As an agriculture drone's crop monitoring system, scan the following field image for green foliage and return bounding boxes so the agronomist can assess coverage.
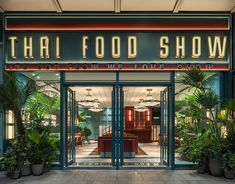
[0,72,37,135]
[180,67,207,91]
[83,127,92,138]
[77,126,83,133]
[26,127,60,165]
[77,111,87,125]
[0,139,31,175]
[0,141,19,172]
[176,67,227,164]
[194,89,220,110]
[24,91,60,124]
[223,152,235,171]
[188,130,212,164]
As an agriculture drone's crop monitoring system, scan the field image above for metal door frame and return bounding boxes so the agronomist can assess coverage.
[118,82,171,168]
[65,88,76,166]
[62,79,117,168]
[59,71,175,169]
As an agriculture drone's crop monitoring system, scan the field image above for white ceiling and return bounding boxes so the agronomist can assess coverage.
[21,71,216,109]
[0,0,234,12]
[70,86,167,108]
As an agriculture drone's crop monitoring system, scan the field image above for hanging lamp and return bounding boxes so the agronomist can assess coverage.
[78,89,97,107]
[142,89,159,106]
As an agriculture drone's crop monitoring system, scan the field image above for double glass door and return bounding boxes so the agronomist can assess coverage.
[65,85,171,168]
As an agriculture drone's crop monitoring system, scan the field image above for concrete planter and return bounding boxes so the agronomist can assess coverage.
[10,169,20,179]
[209,158,223,177]
[224,169,234,179]
[20,164,31,176]
[32,164,43,176]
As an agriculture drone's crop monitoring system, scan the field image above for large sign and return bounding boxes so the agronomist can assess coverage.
[5,31,230,71]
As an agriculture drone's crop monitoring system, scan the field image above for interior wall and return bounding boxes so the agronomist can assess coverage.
[78,107,112,140]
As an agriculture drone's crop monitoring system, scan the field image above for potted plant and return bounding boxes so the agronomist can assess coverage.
[189,131,211,174]
[43,134,60,172]
[18,139,32,176]
[208,140,224,177]
[223,152,235,179]
[0,142,20,179]
[27,130,46,176]
[83,127,92,143]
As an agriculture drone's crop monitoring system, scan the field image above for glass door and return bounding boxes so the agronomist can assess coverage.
[65,85,115,167]
[119,85,165,168]
[66,88,76,166]
[160,87,169,166]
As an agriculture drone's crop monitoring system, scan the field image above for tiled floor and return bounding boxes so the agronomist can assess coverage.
[75,141,161,166]
[0,170,234,184]
[75,141,192,167]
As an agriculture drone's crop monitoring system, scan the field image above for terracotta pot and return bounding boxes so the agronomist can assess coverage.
[224,168,234,179]
[20,164,31,176]
[32,164,43,176]
[209,158,223,177]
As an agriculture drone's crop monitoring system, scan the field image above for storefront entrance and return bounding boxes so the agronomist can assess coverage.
[61,72,174,169]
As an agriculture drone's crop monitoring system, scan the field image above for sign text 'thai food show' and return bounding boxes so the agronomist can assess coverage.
[5,31,230,71]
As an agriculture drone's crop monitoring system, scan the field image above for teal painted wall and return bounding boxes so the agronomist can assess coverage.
[205,73,220,95]
[79,107,112,140]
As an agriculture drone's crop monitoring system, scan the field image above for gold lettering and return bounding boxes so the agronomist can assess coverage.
[112,36,120,58]
[96,36,104,58]
[40,36,50,58]
[8,36,17,59]
[82,36,88,59]
[24,36,33,58]
[208,36,227,58]
[176,36,185,58]
[56,36,61,59]
[160,36,169,58]
[192,36,201,58]
[128,36,137,58]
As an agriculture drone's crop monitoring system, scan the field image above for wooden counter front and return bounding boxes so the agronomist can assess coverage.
[125,129,152,143]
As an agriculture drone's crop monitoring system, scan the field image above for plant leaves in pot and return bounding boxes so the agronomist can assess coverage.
[208,141,224,177]
[223,152,235,179]
[27,130,45,176]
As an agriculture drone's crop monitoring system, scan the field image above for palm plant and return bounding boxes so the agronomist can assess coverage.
[180,67,207,91]
[180,67,220,136]
[0,72,36,136]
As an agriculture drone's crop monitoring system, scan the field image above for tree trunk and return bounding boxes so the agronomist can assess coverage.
[14,108,25,136]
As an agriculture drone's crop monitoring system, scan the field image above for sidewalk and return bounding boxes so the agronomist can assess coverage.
[0,170,234,184]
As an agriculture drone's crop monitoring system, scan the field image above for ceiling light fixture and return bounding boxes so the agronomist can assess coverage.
[142,89,159,107]
[78,89,97,107]
[134,99,148,112]
[88,100,104,112]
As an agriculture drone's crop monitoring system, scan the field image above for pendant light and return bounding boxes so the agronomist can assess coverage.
[142,89,159,107]
[78,89,97,107]
[88,100,104,112]
[134,99,148,112]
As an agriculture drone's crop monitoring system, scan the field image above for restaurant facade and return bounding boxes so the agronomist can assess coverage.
[0,13,234,169]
